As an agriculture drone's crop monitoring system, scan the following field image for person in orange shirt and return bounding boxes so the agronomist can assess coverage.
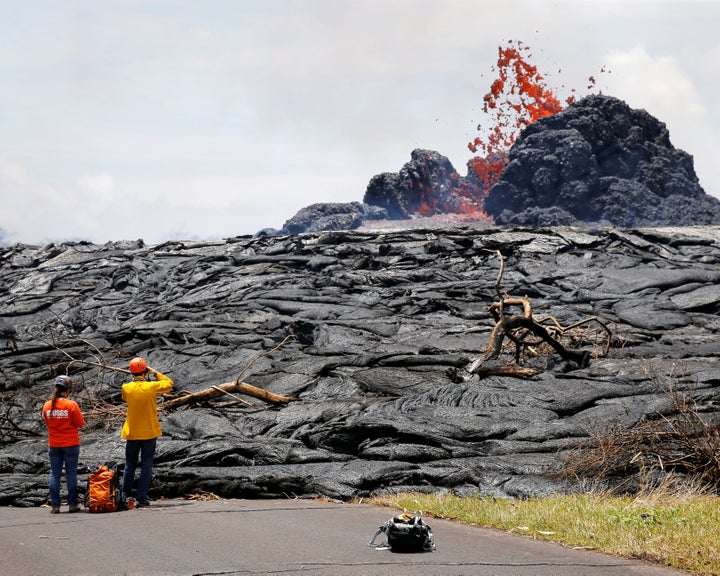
[42,375,85,514]
[120,357,174,508]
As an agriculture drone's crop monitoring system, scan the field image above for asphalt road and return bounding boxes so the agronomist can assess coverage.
[1,499,687,576]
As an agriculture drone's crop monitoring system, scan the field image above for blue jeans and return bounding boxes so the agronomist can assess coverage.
[123,438,157,503]
[48,445,80,508]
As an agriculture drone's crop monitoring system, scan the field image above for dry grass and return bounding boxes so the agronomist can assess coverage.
[555,376,720,490]
[367,375,720,575]
[367,488,720,576]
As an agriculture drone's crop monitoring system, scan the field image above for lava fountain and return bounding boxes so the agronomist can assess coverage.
[467,40,571,197]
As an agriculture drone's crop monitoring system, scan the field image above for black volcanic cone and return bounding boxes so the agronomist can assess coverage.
[485,94,720,227]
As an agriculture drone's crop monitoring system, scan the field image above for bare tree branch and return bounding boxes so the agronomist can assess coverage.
[470,249,611,374]
[235,334,296,384]
[160,335,299,411]
[160,380,295,411]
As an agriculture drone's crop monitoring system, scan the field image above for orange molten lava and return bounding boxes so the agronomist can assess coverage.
[468,40,569,195]
[393,41,605,225]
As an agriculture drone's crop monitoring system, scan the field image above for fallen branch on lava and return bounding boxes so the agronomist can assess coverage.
[469,250,612,375]
[159,335,298,411]
[19,321,296,428]
[159,380,295,411]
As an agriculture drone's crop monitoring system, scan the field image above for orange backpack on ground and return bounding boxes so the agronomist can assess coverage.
[84,465,126,513]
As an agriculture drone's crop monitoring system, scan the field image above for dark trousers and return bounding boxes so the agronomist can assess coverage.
[48,445,80,508]
[123,438,157,503]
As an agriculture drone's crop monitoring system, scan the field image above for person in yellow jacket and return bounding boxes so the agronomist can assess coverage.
[120,357,173,507]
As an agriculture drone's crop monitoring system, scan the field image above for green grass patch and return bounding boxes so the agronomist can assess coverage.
[367,492,720,575]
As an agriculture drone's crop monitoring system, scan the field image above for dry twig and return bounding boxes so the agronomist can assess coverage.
[470,250,611,374]
[555,382,720,491]
[159,335,298,411]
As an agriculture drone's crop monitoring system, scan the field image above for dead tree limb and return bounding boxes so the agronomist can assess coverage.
[0,404,43,439]
[160,335,299,411]
[210,385,254,407]
[160,380,295,411]
[470,250,610,374]
[235,334,296,382]
[32,316,132,376]
[470,364,541,379]
[490,313,591,367]
[31,320,297,415]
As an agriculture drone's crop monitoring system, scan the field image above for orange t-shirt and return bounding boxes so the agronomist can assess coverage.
[42,397,85,447]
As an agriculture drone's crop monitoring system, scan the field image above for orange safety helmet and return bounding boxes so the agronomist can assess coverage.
[129,357,147,375]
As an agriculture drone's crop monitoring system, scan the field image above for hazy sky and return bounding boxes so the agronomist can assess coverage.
[2,0,718,246]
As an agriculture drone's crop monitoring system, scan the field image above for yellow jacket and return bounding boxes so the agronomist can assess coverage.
[120,371,174,440]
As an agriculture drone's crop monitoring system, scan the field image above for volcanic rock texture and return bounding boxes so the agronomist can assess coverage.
[2,226,720,506]
[485,95,720,227]
[278,95,720,234]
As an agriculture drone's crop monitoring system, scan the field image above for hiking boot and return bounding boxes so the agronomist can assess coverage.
[50,508,60,514]
[135,500,151,508]
[68,505,82,513]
